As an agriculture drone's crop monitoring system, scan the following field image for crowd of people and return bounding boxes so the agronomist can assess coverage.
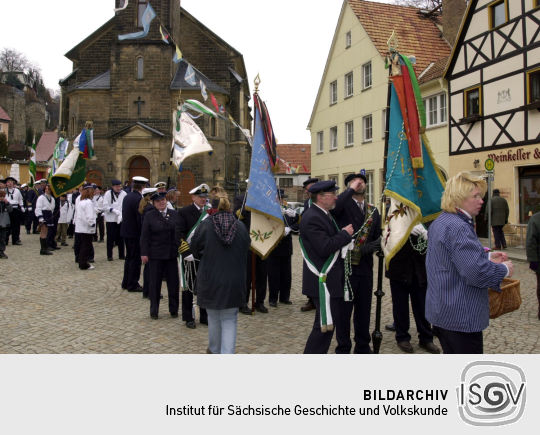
[1,170,534,354]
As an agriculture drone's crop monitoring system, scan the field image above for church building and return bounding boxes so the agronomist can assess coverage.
[59,0,251,203]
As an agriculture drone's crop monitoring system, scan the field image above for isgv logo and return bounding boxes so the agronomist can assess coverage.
[457,361,526,426]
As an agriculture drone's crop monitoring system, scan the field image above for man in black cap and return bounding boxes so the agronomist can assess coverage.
[121,176,148,292]
[177,183,210,328]
[331,172,381,353]
[267,189,299,307]
[300,177,319,312]
[141,191,180,319]
[300,180,353,353]
[103,179,126,261]
[3,176,24,245]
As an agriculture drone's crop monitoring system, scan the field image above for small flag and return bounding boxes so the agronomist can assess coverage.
[183,99,217,118]
[28,136,37,187]
[118,3,156,41]
[53,137,69,161]
[210,93,220,113]
[73,126,95,160]
[219,104,225,114]
[184,64,197,86]
[159,25,171,44]
[199,80,208,101]
[173,44,183,63]
[114,0,129,12]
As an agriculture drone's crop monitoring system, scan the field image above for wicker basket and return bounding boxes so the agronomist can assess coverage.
[489,278,521,319]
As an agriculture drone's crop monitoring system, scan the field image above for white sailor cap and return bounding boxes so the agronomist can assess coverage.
[189,183,210,196]
[35,179,46,184]
[142,187,157,196]
[21,183,27,188]
[132,176,149,183]
[154,181,167,189]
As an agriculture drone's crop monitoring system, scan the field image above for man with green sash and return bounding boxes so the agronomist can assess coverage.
[300,177,319,313]
[300,180,353,353]
[177,183,210,328]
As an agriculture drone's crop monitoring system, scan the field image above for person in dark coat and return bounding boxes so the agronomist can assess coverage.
[490,188,509,249]
[120,176,148,292]
[139,187,157,299]
[526,210,540,320]
[267,190,299,307]
[3,176,24,245]
[331,173,381,353]
[177,183,211,328]
[140,192,180,319]
[300,177,319,312]
[300,180,353,354]
[190,192,250,353]
[386,223,440,354]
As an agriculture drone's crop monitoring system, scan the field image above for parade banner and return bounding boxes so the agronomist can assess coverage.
[245,106,284,259]
[171,109,213,170]
[382,71,445,267]
[49,148,86,197]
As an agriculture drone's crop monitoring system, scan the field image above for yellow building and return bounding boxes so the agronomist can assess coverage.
[307,0,452,205]
[446,0,540,226]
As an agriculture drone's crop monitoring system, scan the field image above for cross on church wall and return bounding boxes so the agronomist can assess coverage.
[134,96,145,116]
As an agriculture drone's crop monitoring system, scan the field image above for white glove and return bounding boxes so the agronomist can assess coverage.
[113,209,121,216]
[284,226,291,236]
[21,207,25,212]
[284,208,296,217]
[185,254,195,262]
[411,224,428,240]
[341,240,355,259]
[38,217,44,223]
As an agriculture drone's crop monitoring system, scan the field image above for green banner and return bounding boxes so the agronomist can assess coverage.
[48,155,87,198]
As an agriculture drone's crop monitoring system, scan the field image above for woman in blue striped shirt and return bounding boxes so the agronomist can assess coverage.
[426,172,513,354]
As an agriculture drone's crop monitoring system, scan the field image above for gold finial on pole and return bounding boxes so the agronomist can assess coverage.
[254,73,261,93]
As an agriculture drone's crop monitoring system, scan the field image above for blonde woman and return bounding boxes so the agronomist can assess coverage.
[426,172,513,353]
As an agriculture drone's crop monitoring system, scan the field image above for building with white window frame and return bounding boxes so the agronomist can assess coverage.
[307,0,453,202]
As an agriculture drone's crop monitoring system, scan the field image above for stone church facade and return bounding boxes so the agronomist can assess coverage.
[60,0,251,203]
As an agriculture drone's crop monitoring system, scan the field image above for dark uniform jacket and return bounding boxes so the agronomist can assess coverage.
[300,204,351,298]
[120,191,143,238]
[140,207,180,260]
[385,234,427,287]
[490,195,509,226]
[178,203,206,257]
[332,188,381,276]
[191,213,250,310]
[269,211,299,257]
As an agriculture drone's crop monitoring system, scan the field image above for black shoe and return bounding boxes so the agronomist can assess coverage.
[269,301,277,308]
[127,285,143,292]
[119,255,125,260]
[33,231,40,234]
[61,242,68,246]
[88,259,94,263]
[419,342,441,354]
[280,300,292,305]
[13,240,22,246]
[0,253,7,259]
[150,313,158,320]
[142,294,149,299]
[301,300,315,312]
[255,304,268,313]
[170,313,178,318]
[98,240,104,243]
[107,257,113,261]
[385,323,396,332]
[186,320,196,329]
[40,250,53,255]
[239,305,252,315]
[397,341,414,353]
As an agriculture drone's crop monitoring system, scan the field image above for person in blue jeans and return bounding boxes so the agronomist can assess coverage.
[190,192,250,354]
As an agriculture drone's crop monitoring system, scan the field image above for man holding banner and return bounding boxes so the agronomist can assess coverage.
[300,180,353,354]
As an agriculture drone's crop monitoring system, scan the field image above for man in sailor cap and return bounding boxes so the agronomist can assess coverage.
[300,180,353,353]
[3,176,24,246]
[121,176,149,292]
[177,183,210,328]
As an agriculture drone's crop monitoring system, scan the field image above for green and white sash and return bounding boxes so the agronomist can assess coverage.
[186,205,209,244]
[299,237,340,332]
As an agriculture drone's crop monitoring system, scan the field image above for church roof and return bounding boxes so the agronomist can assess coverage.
[111,122,165,138]
[74,71,111,90]
[170,61,228,95]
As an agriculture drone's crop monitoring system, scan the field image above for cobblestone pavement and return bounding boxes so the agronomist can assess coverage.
[0,232,538,354]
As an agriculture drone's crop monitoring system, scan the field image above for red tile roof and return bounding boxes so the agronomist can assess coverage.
[348,0,451,76]
[276,144,311,174]
[418,55,449,84]
[0,105,11,122]
[36,132,58,162]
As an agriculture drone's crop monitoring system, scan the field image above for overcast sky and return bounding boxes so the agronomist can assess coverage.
[1,0,394,144]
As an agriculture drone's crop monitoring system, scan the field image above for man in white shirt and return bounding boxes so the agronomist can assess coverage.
[3,176,24,246]
[102,179,127,261]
